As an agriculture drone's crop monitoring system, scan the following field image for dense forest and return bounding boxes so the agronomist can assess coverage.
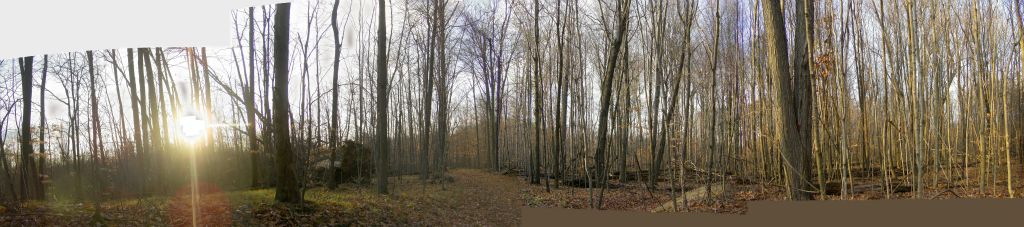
[1,0,1024,225]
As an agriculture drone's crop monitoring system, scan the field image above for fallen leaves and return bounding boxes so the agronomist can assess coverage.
[10,168,1018,225]
[166,183,232,227]
[0,170,525,226]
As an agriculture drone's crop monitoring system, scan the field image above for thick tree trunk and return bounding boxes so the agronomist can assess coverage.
[762,0,814,200]
[433,0,450,180]
[375,0,390,194]
[18,56,40,200]
[791,0,815,201]
[272,2,301,204]
[705,0,721,202]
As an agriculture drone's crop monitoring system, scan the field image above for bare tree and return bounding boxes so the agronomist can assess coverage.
[37,55,49,199]
[594,0,631,208]
[272,2,301,204]
[375,0,391,194]
[327,0,345,190]
[18,56,41,200]
[761,0,813,200]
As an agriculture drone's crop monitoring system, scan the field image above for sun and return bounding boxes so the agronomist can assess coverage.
[179,114,206,145]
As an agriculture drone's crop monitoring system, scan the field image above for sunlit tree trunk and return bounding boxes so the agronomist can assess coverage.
[761,0,812,200]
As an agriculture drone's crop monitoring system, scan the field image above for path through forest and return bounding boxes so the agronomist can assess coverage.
[395,169,527,226]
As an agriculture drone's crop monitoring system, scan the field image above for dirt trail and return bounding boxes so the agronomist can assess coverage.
[441,169,526,226]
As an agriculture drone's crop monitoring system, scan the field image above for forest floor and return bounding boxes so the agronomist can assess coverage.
[2,167,1022,226]
[0,169,525,226]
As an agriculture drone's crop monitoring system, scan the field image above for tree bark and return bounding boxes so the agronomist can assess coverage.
[246,6,262,189]
[531,0,543,186]
[594,0,631,207]
[762,0,813,200]
[375,0,391,194]
[37,55,48,199]
[18,56,40,200]
[87,51,106,201]
[272,2,301,203]
[433,0,451,180]
[328,0,342,190]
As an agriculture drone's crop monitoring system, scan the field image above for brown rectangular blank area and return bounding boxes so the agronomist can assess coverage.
[522,207,743,226]
[524,199,1024,227]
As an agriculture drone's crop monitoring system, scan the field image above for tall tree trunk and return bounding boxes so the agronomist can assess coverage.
[1,107,16,201]
[790,0,816,198]
[706,0,722,202]
[246,6,262,189]
[554,0,568,187]
[272,2,301,203]
[651,0,684,188]
[421,6,435,181]
[125,49,146,194]
[531,0,543,186]
[143,49,165,193]
[433,0,451,180]
[261,6,275,187]
[37,55,48,199]
[201,48,215,153]
[594,0,630,208]
[762,0,813,200]
[327,0,342,190]
[87,51,106,201]
[107,50,131,192]
[18,56,40,200]
[375,0,391,194]
[678,0,696,210]
[1016,0,1024,186]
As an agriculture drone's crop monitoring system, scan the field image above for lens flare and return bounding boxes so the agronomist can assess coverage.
[179,114,206,145]
[177,113,206,227]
